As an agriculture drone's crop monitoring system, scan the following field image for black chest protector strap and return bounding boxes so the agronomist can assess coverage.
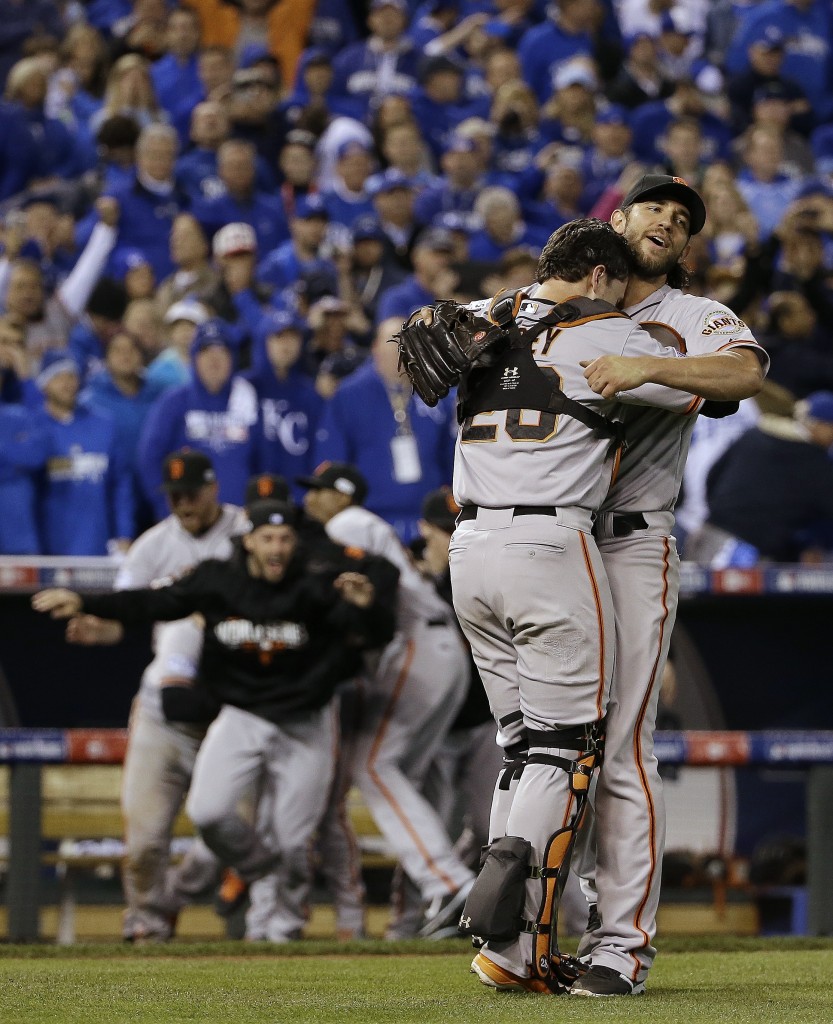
[460,295,627,446]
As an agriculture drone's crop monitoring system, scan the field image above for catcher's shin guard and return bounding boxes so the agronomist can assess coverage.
[459,835,531,941]
[525,723,605,992]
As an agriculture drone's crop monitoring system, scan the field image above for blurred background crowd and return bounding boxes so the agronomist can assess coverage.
[2,0,833,560]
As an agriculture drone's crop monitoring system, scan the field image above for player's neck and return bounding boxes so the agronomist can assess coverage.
[623,274,667,307]
[535,279,591,304]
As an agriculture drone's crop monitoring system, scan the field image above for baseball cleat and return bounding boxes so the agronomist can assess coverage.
[569,965,646,997]
[214,867,249,917]
[470,953,553,994]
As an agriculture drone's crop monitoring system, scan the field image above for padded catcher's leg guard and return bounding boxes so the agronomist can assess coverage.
[524,730,604,993]
[459,836,531,941]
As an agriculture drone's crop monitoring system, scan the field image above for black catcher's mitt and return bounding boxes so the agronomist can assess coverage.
[393,301,511,407]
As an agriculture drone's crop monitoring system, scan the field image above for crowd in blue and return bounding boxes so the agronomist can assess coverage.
[1,0,833,557]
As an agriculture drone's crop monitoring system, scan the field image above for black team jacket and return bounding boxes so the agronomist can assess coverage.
[80,539,399,724]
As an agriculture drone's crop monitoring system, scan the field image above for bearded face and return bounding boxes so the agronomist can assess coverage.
[618,200,691,281]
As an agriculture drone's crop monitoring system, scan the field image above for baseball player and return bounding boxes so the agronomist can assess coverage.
[386,486,505,940]
[566,175,769,996]
[33,499,399,898]
[394,218,707,992]
[298,461,475,938]
[64,449,247,942]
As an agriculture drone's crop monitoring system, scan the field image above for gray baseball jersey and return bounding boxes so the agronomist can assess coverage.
[453,289,696,512]
[325,505,453,634]
[576,288,769,987]
[322,503,473,902]
[602,286,770,514]
[115,505,247,721]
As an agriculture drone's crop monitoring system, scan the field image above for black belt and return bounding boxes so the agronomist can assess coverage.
[426,618,448,627]
[457,505,563,523]
[593,512,649,538]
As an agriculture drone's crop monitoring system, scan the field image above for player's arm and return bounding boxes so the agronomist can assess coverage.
[582,346,764,401]
[66,616,125,645]
[65,534,163,645]
[32,564,213,624]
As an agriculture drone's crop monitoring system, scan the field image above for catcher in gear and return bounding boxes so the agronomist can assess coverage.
[394,218,708,996]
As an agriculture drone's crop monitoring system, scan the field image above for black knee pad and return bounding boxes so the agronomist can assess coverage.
[459,835,531,941]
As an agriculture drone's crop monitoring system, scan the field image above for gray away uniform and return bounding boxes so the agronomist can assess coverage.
[573,286,768,986]
[115,505,246,941]
[448,289,697,983]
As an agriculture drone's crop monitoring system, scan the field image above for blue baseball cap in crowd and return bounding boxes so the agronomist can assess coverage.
[351,214,385,242]
[481,19,514,40]
[748,24,786,50]
[433,211,470,233]
[190,317,235,354]
[110,247,153,281]
[260,307,307,336]
[366,168,414,198]
[370,0,408,11]
[596,104,629,126]
[36,350,80,390]
[294,194,329,220]
[238,42,280,70]
[798,391,833,425]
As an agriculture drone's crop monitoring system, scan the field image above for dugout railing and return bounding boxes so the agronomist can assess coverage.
[2,726,833,943]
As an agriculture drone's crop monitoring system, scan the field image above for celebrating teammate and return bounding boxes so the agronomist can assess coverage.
[570,175,769,996]
[63,449,246,942]
[298,461,474,938]
[33,499,399,896]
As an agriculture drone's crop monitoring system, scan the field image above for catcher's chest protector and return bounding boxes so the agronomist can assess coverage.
[459,338,561,419]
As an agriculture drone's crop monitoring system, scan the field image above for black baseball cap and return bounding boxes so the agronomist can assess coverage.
[296,462,368,505]
[161,450,217,492]
[620,173,706,235]
[247,499,298,531]
[421,486,460,533]
[245,473,291,506]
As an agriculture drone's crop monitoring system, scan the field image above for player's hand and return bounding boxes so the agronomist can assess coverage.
[581,355,649,398]
[31,588,83,619]
[95,197,120,228]
[334,572,375,608]
[66,614,123,645]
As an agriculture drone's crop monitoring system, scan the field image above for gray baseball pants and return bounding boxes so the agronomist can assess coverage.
[449,509,613,978]
[187,703,336,884]
[573,525,680,984]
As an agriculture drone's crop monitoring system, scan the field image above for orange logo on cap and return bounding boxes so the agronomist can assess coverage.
[257,478,272,497]
[169,458,185,480]
[445,493,461,515]
[672,176,688,185]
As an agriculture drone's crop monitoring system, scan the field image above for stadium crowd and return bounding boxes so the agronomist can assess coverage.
[1,0,833,561]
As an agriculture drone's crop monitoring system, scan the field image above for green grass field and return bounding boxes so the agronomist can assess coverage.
[2,937,833,1024]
